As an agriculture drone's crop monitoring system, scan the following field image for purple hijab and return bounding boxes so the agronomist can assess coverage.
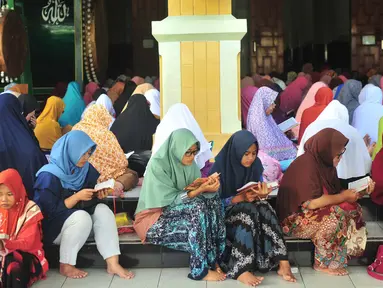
[247,87,297,161]
[241,86,258,128]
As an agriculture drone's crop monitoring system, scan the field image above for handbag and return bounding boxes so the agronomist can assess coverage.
[367,245,383,280]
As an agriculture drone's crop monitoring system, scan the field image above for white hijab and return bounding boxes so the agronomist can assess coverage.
[144,89,160,117]
[352,84,383,143]
[96,94,116,118]
[298,100,371,179]
[152,103,213,169]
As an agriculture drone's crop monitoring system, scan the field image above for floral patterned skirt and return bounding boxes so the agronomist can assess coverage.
[281,203,366,269]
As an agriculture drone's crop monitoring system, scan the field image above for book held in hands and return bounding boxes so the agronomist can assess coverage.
[278,117,299,133]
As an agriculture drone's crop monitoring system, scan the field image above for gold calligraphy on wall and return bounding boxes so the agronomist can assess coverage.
[41,0,69,25]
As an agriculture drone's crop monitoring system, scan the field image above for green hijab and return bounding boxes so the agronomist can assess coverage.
[135,128,201,214]
[373,116,383,160]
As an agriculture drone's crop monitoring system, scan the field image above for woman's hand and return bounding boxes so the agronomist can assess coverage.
[366,179,376,195]
[363,134,371,147]
[97,189,112,199]
[75,189,96,201]
[199,178,220,193]
[341,189,359,203]
[243,191,258,202]
[368,142,376,157]
[114,181,125,198]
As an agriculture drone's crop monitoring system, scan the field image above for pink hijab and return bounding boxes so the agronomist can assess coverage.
[339,75,348,83]
[241,86,258,128]
[241,76,255,89]
[280,76,309,113]
[132,76,145,86]
[291,82,328,138]
[83,82,99,105]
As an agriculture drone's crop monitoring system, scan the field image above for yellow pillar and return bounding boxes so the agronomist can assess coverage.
[153,0,246,154]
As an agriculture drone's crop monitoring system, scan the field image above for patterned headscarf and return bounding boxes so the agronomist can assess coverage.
[337,80,363,124]
[73,104,128,183]
[247,87,297,161]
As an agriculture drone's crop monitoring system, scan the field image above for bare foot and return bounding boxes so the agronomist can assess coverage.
[202,270,226,281]
[237,271,264,286]
[107,264,134,279]
[215,263,224,274]
[60,263,88,279]
[278,260,297,282]
[313,264,349,276]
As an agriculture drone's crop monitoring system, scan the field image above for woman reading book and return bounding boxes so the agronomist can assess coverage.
[0,169,48,287]
[33,131,134,280]
[134,128,226,282]
[209,130,296,286]
[277,128,374,276]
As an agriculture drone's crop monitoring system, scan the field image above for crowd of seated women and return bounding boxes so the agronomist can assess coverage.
[0,66,382,287]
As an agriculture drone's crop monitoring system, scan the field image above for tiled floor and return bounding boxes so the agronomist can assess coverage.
[33,267,382,288]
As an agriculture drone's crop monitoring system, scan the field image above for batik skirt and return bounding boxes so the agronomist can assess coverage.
[146,195,226,280]
[282,203,366,269]
[221,201,288,279]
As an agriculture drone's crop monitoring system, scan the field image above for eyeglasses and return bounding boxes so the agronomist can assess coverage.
[185,149,199,157]
[337,148,346,158]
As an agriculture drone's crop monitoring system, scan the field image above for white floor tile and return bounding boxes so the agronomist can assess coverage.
[348,266,383,288]
[301,273,355,288]
[158,268,206,288]
[33,270,66,288]
[366,222,383,238]
[62,268,113,288]
[110,268,161,288]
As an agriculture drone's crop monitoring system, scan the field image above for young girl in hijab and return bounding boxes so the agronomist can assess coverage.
[18,94,39,130]
[279,76,310,114]
[337,80,363,124]
[0,93,47,199]
[209,130,295,286]
[34,130,134,280]
[247,87,297,161]
[113,80,137,117]
[352,84,383,143]
[151,103,213,177]
[277,128,373,276]
[83,82,99,106]
[73,105,138,191]
[34,96,65,151]
[0,169,48,288]
[121,83,155,113]
[58,82,86,127]
[134,129,226,282]
[298,87,334,143]
[299,101,372,189]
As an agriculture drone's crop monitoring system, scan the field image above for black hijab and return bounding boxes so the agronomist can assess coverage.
[92,88,107,101]
[209,130,264,199]
[113,80,137,117]
[18,94,38,116]
[110,94,160,153]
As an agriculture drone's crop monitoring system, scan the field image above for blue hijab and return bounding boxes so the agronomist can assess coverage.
[58,82,85,127]
[37,130,96,191]
[334,84,344,100]
[0,93,47,199]
[209,130,264,199]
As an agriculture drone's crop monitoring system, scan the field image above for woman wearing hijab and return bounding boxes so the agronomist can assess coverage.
[352,84,383,143]
[144,89,161,118]
[17,94,39,130]
[279,76,310,114]
[286,71,297,85]
[34,96,65,151]
[209,130,295,286]
[34,130,134,280]
[337,80,363,124]
[96,93,116,118]
[52,82,68,98]
[292,82,328,139]
[298,87,334,143]
[83,82,99,106]
[371,134,383,205]
[108,81,125,98]
[131,76,145,86]
[111,95,159,176]
[0,169,48,288]
[121,83,155,113]
[329,77,344,90]
[73,105,138,191]
[151,103,213,177]
[241,76,255,89]
[247,87,297,161]
[134,129,226,281]
[0,93,47,199]
[299,101,372,189]
[277,128,371,276]
[58,82,85,127]
[241,86,258,128]
[369,74,382,87]
[113,80,137,117]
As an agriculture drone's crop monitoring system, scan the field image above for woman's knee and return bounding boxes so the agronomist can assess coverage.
[68,210,93,231]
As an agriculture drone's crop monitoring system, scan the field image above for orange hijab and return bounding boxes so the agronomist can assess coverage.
[298,87,334,143]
